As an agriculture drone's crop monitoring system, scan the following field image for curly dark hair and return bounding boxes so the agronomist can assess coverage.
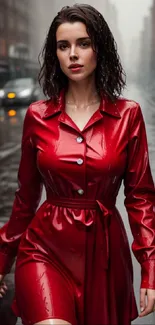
[38,3,126,103]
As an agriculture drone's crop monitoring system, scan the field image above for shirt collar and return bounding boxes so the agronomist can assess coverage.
[100,96,121,118]
[42,89,65,119]
[42,88,121,119]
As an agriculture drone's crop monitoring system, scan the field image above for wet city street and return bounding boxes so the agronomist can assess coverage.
[0,83,155,324]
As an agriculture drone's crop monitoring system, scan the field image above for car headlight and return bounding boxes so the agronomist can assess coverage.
[0,90,5,98]
[18,89,32,98]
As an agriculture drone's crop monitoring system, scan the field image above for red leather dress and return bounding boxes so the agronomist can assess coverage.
[0,89,155,325]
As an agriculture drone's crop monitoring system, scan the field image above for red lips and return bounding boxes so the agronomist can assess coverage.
[68,64,83,69]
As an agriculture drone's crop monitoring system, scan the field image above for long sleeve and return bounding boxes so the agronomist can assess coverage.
[0,105,43,274]
[124,103,155,289]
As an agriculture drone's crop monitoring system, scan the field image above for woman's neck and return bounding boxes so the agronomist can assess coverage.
[65,79,100,109]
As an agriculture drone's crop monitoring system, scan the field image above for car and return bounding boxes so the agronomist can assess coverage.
[0,77,41,108]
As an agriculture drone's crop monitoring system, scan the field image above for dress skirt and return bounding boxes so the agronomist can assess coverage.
[12,197,138,325]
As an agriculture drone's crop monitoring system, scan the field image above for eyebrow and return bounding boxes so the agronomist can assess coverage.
[57,37,91,44]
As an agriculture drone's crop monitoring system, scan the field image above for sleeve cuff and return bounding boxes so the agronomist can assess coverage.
[0,251,15,275]
[141,259,155,289]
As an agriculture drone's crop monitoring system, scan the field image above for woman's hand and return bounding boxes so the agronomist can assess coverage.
[139,288,155,317]
[0,274,8,298]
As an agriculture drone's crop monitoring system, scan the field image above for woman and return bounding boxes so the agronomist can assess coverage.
[0,4,155,325]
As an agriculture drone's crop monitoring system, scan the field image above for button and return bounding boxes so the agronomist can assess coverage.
[76,136,83,143]
[77,189,84,195]
[77,158,83,165]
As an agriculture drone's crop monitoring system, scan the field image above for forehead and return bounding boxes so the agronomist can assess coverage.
[56,22,89,41]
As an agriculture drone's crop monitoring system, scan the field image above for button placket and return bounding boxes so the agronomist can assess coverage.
[76,133,85,196]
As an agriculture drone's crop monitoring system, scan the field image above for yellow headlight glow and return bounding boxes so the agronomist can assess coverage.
[8,109,17,117]
[7,92,16,99]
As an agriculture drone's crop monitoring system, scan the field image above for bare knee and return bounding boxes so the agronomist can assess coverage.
[34,319,72,325]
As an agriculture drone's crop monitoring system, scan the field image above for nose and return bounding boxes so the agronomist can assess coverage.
[69,45,78,60]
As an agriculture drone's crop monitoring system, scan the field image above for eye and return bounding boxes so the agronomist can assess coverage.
[79,41,91,48]
[58,43,68,50]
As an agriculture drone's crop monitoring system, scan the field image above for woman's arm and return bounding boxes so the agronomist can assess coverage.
[124,103,155,316]
[124,103,155,289]
[0,105,43,275]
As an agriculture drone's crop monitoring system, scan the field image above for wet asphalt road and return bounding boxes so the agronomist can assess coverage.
[0,83,155,324]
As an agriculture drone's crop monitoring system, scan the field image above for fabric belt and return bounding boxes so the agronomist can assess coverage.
[46,196,113,269]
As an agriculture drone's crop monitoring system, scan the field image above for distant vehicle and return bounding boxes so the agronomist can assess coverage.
[0,77,41,108]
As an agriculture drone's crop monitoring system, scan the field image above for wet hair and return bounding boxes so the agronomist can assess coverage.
[38,4,126,103]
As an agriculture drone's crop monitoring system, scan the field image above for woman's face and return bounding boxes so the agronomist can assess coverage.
[56,21,97,82]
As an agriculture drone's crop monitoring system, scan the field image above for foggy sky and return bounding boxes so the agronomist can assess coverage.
[111,0,153,42]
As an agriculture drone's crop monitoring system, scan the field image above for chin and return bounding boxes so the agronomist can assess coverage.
[68,74,91,83]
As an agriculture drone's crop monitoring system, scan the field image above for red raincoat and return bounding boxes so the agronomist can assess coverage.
[0,89,155,325]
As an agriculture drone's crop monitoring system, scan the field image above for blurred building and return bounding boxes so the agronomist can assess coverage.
[138,15,152,87]
[107,2,124,68]
[136,0,155,88]
[150,0,155,86]
[128,0,155,88]
[126,36,141,83]
[28,0,46,62]
[0,0,39,87]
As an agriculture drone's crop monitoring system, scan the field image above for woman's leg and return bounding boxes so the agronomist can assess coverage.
[15,261,77,325]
